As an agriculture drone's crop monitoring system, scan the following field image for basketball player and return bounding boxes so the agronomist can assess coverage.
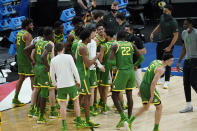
[12,18,34,107]
[24,27,57,123]
[130,53,174,131]
[50,43,86,130]
[99,28,116,114]
[76,28,100,127]
[87,26,105,116]
[109,31,144,130]
[94,22,107,109]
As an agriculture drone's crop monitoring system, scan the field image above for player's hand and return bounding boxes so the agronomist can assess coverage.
[138,91,141,97]
[100,66,105,72]
[176,63,181,72]
[148,96,154,104]
[96,53,101,58]
[134,66,138,71]
[150,33,154,42]
[76,83,81,89]
[163,46,171,52]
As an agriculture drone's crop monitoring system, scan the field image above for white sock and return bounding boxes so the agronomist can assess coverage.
[186,102,192,107]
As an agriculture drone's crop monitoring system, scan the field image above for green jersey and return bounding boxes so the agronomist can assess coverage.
[76,43,90,78]
[95,33,107,52]
[54,33,64,44]
[115,41,134,70]
[71,37,79,55]
[142,60,163,85]
[102,40,116,68]
[35,40,51,65]
[16,30,31,65]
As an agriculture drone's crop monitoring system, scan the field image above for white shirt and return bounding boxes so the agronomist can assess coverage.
[87,39,102,70]
[50,54,80,88]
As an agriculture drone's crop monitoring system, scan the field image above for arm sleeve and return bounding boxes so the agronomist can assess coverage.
[50,60,57,86]
[70,56,81,84]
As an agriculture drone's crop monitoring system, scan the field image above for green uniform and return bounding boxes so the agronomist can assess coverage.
[112,41,136,92]
[76,43,91,95]
[140,60,163,105]
[71,37,79,55]
[89,70,97,88]
[57,85,79,101]
[34,40,54,98]
[100,41,115,87]
[95,34,107,82]
[16,30,34,76]
[54,33,64,44]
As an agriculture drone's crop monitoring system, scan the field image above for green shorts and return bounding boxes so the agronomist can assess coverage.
[78,70,91,95]
[18,63,34,76]
[96,68,101,83]
[140,82,161,105]
[57,85,79,101]
[89,70,97,88]
[33,65,54,88]
[40,88,49,98]
[100,68,110,87]
[112,69,136,92]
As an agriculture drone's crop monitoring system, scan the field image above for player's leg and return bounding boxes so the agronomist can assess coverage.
[153,103,162,131]
[112,70,129,129]
[12,74,25,106]
[118,92,127,110]
[89,70,98,116]
[100,69,110,114]
[126,90,133,119]
[28,87,40,117]
[59,101,67,131]
[28,72,40,117]
[67,85,86,128]
[81,77,100,128]
[49,88,58,118]
[37,88,48,124]
[57,87,68,131]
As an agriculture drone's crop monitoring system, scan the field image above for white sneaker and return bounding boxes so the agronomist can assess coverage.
[179,106,193,113]
[162,81,169,89]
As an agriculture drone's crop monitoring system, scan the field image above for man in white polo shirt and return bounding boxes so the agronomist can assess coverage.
[50,42,86,131]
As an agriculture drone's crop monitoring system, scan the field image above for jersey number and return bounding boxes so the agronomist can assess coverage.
[16,36,21,46]
[121,47,131,56]
[36,45,42,55]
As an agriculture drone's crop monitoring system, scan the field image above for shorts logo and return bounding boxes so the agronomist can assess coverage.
[113,85,116,89]
[93,82,96,85]
[45,82,49,85]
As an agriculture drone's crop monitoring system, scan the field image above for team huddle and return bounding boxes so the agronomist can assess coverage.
[11,14,174,131]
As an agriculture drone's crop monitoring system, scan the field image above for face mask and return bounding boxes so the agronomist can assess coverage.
[111,9,118,13]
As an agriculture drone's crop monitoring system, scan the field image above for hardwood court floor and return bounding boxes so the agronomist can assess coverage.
[2,76,197,131]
